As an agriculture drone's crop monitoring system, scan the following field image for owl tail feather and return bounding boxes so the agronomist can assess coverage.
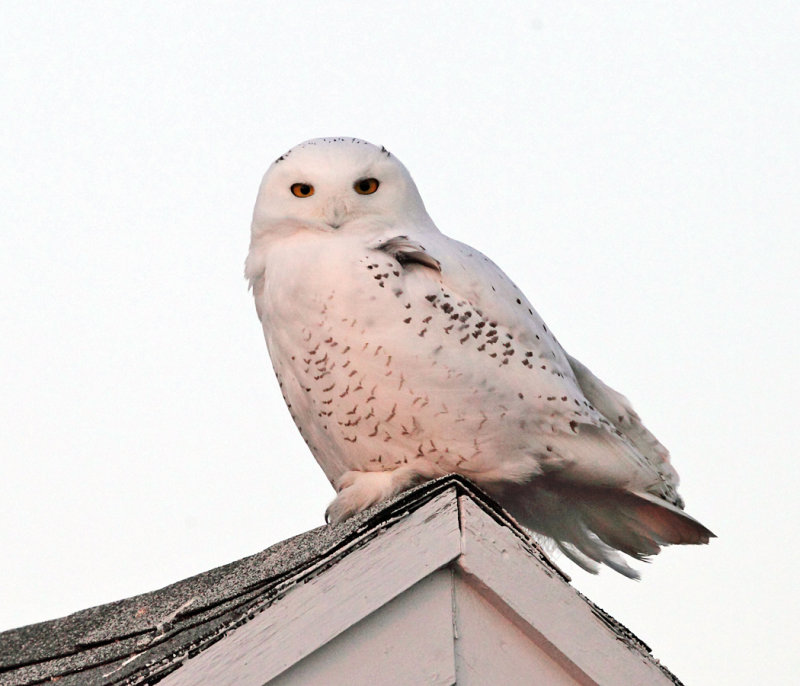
[491,481,715,578]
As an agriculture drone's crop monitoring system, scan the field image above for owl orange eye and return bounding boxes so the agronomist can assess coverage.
[290,183,314,198]
[354,178,380,195]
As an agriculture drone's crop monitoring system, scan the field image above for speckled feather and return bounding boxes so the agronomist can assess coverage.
[246,138,713,577]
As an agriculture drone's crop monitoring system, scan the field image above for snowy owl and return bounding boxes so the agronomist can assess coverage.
[245,137,713,577]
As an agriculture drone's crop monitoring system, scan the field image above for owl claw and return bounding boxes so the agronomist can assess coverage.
[325,470,395,525]
[325,467,435,525]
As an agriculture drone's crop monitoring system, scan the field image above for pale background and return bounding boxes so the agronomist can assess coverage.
[1,2,797,683]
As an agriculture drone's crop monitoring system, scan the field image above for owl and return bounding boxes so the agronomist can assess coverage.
[245,137,713,577]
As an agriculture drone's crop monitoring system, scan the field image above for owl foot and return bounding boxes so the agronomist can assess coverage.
[325,466,433,525]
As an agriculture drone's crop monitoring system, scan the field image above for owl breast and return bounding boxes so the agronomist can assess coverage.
[257,229,583,486]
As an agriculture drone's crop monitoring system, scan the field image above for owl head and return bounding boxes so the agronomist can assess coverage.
[250,138,433,238]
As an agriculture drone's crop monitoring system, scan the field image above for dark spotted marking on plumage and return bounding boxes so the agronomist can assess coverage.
[404,317,412,323]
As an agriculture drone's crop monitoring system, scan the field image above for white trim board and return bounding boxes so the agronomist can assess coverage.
[161,488,462,686]
[160,486,677,686]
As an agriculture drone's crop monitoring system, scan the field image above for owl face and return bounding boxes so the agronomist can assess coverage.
[252,138,431,236]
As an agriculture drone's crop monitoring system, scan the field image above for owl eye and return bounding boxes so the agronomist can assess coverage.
[290,183,314,198]
[354,178,380,195]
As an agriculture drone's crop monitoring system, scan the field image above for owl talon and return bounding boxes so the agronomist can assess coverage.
[325,470,395,525]
[325,467,434,525]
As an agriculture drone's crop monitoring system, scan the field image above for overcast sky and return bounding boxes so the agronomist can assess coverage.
[1,2,798,683]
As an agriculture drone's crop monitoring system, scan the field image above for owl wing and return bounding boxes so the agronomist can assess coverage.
[391,232,712,576]
[390,231,680,499]
[565,354,683,505]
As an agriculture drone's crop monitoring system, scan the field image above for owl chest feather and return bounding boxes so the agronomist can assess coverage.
[255,230,592,484]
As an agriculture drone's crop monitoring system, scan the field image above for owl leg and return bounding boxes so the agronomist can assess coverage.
[325,463,437,525]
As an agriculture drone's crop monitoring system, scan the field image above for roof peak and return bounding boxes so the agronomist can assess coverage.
[0,476,682,686]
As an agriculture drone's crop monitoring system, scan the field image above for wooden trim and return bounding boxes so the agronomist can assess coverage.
[161,488,462,686]
[271,570,456,686]
[455,495,674,686]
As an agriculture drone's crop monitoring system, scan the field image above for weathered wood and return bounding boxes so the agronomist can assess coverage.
[272,569,456,686]
[456,495,674,686]
[453,573,581,686]
[161,488,461,686]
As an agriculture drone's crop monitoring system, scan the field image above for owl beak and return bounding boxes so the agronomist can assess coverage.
[325,198,348,230]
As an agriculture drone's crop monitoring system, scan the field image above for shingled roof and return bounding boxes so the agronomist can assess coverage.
[0,476,683,686]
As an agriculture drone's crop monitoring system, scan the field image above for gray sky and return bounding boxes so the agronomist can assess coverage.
[1,2,797,683]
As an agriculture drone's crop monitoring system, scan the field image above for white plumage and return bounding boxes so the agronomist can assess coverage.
[246,137,713,577]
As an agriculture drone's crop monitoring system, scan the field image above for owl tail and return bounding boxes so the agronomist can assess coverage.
[492,481,715,579]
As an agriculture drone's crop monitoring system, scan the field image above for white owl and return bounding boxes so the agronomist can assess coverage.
[245,137,713,577]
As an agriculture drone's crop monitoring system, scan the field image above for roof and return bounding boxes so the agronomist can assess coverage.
[0,476,683,686]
